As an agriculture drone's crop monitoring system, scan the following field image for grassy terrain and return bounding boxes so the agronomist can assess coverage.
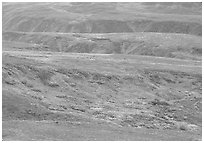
[2,2,202,141]
[3,31,202,61]
[2,51,202,140]
[3,120,201,141]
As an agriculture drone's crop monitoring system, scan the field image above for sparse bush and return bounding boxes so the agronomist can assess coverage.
[70,105,85,112]
[106,112,116,120]
[56,95,67,98]
[37,69,53,85]
[70,82,76,87]
[5,79,16,85]
[150,98,170,106]
[21,79,33,88]
[21,80,27,85]
[176,122,189,131]
[31,95,43,100]
[31,88,41,92]
[48,82,59,87]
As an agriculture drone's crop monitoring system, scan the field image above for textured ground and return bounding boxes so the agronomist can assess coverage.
[2,51,202,141]
[2,2,202,141]
[2,32,202,61]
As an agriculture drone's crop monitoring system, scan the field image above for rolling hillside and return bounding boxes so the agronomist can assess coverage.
[2,2,202,141]
[3,31,202,60]
[3,2,202,35]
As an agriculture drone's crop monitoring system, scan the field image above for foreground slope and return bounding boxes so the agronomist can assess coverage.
[2,51,202,140]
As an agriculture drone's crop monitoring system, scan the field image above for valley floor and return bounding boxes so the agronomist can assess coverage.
[3,120,201,141]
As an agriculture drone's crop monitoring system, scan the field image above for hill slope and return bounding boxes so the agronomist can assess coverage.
[3,2,202,35]
[2,51,202,140]
[3,31,202,60]
[2,2,202,141]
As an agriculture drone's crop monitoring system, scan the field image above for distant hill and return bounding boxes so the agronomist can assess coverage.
[2,2,202,35]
